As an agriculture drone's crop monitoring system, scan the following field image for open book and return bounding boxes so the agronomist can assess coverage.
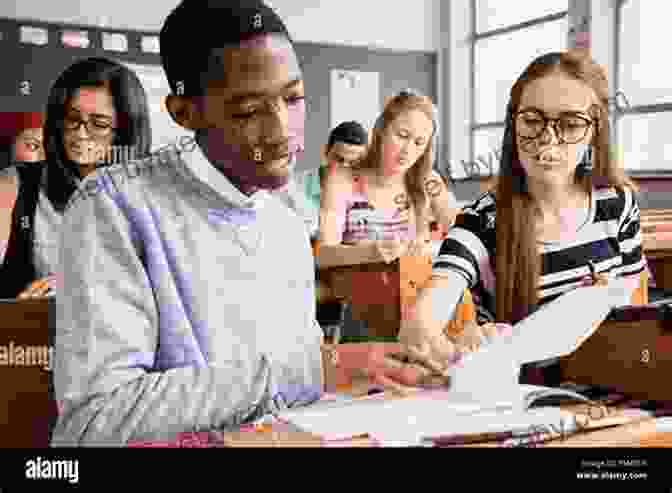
[276,385,603,446]
[278,283,631,445]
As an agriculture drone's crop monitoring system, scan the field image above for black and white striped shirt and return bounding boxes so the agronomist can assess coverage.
[434,186,645,323]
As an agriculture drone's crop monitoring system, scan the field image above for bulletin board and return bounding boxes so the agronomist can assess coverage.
[330,70,380,137]
[0,16,437,173]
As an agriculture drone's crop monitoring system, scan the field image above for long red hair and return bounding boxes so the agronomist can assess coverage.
[493,50,636,323]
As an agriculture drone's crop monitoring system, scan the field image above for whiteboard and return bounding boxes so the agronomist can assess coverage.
[122,62,192,152]
[330,70,380,136]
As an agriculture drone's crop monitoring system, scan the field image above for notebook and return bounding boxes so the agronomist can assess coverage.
[277,386,591,446]
[278,284,629,445]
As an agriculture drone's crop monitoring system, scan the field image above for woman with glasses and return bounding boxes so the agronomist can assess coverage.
[15,57,151,298]
[398,51,646,384]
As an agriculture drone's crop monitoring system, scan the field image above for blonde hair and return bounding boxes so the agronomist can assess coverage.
[357,90,438,238]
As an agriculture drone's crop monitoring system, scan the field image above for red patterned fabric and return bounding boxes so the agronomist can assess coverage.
[0,111,44,143]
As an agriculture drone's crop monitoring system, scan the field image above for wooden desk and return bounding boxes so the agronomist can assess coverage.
[0,298,56,447]
[127,392,672,448]
[642,209,672,290]
[544,417,672,447]
[318,255,432,338]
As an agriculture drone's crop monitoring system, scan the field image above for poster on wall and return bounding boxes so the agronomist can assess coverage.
[330,69,379,137]
[122,62,192,154]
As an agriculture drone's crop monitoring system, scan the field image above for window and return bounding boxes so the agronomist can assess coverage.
[476,0,568,33]
[471,1,568,167]
[616,0,672,171]
[472,126,504,176]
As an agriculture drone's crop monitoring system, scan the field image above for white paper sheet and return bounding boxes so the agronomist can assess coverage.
[280,285,628,444]
[140,36,160,54]
[19,26,48,46]
[444,283,628,406]
[504,282,630,365]
[330,70,379,134]
[279,388,576,445]
[102,32,128,52]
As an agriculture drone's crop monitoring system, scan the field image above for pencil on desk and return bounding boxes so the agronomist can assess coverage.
[445,289,476,337]
[422,428,534,447]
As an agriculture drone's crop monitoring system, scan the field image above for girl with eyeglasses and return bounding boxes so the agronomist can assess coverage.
[13,57,151,299]
[399,51,646,384]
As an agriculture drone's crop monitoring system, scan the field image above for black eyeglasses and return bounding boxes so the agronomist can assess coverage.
[514,109,594,144]
[64,114,115,138]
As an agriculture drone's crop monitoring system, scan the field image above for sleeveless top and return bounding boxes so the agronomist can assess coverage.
[341,172,415,244]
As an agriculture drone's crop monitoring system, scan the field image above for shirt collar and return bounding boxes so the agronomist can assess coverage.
[181,140,265,209]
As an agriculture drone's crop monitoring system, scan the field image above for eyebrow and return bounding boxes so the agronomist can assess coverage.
[226,79,303,105]
[67,108,114,120]
[518,106,591,117]
[396,125,428,140]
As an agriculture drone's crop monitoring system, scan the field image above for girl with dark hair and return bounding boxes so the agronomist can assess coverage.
[42,56,152,213]
[0,111,46,298]
[399,50,646,383]
[13,57,152,299]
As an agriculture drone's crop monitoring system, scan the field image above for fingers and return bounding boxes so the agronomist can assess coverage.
[407,239,432,258]
[375,233,410,263]
[406,344,449,377]
[17,277,53,299]
[371,373,412,397]
[18,280,44,299]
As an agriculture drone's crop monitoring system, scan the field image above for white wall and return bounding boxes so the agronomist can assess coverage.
[1,0,441,52]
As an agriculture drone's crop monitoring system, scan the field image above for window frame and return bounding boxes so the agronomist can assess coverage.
[615,0,672,173]
[469,0,569,167]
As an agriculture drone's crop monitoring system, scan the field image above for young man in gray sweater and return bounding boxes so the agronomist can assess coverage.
[51,1,441,446]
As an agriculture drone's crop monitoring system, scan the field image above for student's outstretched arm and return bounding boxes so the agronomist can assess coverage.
[52,183,318,447]
[398,270,467,364]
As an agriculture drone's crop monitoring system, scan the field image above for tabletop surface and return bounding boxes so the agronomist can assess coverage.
[127,389,672,448]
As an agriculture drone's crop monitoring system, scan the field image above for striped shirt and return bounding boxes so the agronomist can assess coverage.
[434,186,645,324]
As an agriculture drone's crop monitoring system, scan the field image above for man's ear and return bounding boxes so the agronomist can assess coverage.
[165,95,203,131]
[321,143,329,165]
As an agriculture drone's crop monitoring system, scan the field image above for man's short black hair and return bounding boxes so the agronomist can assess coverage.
[327,121,368,152]
[160,0,294,97]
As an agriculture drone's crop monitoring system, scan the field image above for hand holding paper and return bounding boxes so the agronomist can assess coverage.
[443,282,626,406]
[322,342,453,395]
[448,321,513,352]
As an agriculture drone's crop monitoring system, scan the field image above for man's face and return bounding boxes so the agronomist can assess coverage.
[196,34,305,191]
[325,142,366,169]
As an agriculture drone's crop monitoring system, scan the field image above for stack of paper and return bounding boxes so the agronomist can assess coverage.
[278,387,578,446]
[280,285,629,445]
